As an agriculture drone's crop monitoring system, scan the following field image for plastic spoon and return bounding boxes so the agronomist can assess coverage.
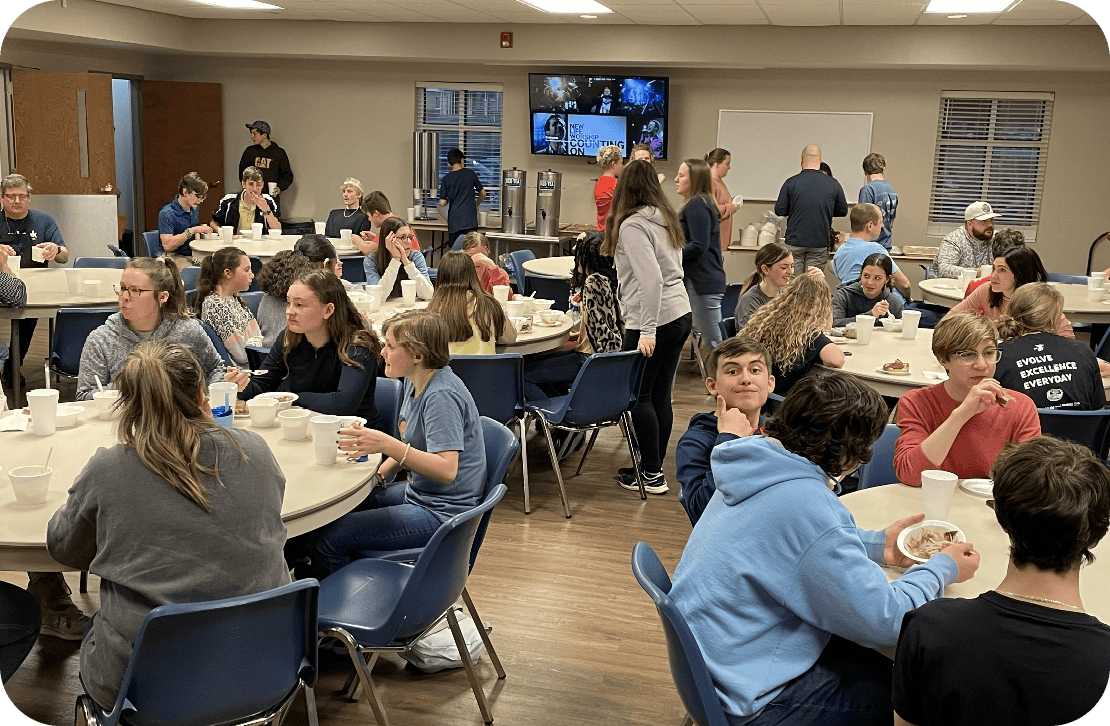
[43,446,53,474]
[94,375,105,394]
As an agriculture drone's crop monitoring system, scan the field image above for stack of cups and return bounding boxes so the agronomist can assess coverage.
[312,414,340,465]
[27,388,60,436]
[902,309,922,339]
[401,279,417,306]
[921,470,959,521]
[855,314,876,345]
[1087,276,1105,302]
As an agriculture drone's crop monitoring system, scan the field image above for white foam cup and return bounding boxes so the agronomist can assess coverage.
[855,314,876,345]
[401,279,417,305]
[268,182,278,195]
[209,381,238,428]
[64,268,83,294]
[506,300,525,318]
[492,285,511,304]
[93,389,121,420]
[311,414,340,465]
[901,309,921,339]
[267,228,282,239]
[31,245,46,262]
[83,279,102,297]
[27,388,60,436]
[1088,276,1105,301]
[921,470,959,521]
[9,466,52,506]
[7,257,19,278]
[365,284,383,312]
[247,397,278,427]
[220,226,234,243]
[980,264,992,278]
[479,211,489,227]
[406,207,415,222]
[279,409,312,440]
[251,222,264,241]
[340,229,353,245]
[314,221,326,235]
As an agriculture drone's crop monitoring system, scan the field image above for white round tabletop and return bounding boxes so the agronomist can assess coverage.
[841,483,1109,621]
[192,235,360,259]
[4,267,122,315]
[0,402,380,571]
[522,256,574,280]
[920,278,1110,324]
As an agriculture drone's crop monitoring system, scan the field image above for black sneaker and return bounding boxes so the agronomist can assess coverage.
[618,469,669,495]
[617,466,636,479]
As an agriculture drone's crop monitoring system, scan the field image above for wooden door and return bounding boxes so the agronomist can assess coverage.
[11,71,116,194]
[141,81,224,233]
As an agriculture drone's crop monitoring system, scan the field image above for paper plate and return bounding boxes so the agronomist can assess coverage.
[897,521,966,563]
[875,365,911,376]
[960,478,993,497]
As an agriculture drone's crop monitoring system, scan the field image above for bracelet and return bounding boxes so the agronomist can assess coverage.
[398,443,411,468]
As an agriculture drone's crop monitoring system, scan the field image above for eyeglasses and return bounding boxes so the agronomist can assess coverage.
[114,285,154,297]
[2,194,29,202]
[191,192,207,201]
[394,234,415,242]
[951,348,1002,364]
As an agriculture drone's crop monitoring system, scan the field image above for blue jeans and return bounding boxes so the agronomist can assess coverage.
[305,482,442,579]
[684,280,723,349]
[622,313,692,472]
[732,635,893,726]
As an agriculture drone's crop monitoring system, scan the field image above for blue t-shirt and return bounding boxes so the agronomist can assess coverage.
[439,167,483,234]
[857,180,898,250]
[832,236,900,283]
[1,209,65,268]
[157,198,199,256]
[399,366,486,520]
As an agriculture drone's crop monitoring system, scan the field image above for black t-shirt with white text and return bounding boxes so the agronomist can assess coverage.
[996,332,1105,410]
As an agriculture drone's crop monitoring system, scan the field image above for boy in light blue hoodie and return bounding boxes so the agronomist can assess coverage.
[670,370,980,726]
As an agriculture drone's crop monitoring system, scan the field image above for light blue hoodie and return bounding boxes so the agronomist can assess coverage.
[670,435,957,722]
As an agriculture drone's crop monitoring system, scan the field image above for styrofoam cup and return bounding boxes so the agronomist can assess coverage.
[268,182,278,195]
[31,245,46,262]
[855,314,876,345]
[340,229,353,245]
[279,409,312,440]
[65,268,83,294]
[406,207,415,222]
[251,222,264,241]
[492,285,511,304]
[980,264,992,278]
[401,279,417,305]
[921,470,959,521]
[7,257,19,278]
[901,309,921,339]
[364,284,383,312]
[83,279,102,297]
[220,226,233,243]
[247,397,278,426]
[93,389,121,420]
[27,388,59,436]
[506,300,525,318]
[9,466,52,506]
[1089,276,1105,290]
[479,211,489,226]
[267,228,282,239]
[1088,287,1104,302]
[311,415,340,465]
[314,221,326,235]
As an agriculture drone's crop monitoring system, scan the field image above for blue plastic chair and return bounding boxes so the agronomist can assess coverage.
[421,247,437,282]
[74,257,128,269]
[75,579,320,726]
[718,317,737,340]
[106,244,129,259]
[180,266,201,293]
[762,392,784,417]
[373,377,404,440]
[49,308,115,380]
[317,483,508,726]
[631,542,730,726]
[525,350,647,517]
[722,282,744,322]
[340,256,366,284]
[1048,272,1088,285]
[248,256,262,293]
[141,230,163,258]
[523,272,570,311]
[1037,408,1110,460]
[240,291,263,317]
[505,249,535,290]
[197,318,233,366]
[855,423,902,489]
[450,354,532,511]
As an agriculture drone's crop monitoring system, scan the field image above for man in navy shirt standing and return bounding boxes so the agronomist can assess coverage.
[438,149,486,251]
[1,173,68,380]
[774,145,848,277]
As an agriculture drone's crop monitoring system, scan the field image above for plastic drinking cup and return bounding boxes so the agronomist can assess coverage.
[921,470,959,521]
[64,268,83,294]
[93,389,121,420]
[251,222,264,241]
[401,279,417,305]
[901,309,921,339]
[209,382,238,429]
[855,314,876,345]
[8,466,52,506]
[279,409,312,440]
[314,221,326,235]
[26,388,59,436]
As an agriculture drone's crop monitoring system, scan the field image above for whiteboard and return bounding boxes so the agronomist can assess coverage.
[717,110,873,203]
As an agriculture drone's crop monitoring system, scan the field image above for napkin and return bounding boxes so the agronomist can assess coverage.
[0,412,30,432]
[922,370,949,381]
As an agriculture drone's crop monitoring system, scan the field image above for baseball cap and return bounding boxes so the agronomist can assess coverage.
[246,120,272,135]
[964,201,999,221]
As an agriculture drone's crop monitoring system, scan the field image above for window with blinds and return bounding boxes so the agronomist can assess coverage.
[926,92,1053,242]
[415,84,503,212]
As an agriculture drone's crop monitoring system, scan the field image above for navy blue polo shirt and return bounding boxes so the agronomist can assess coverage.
[157,198,199,256]
[1,210,65,268]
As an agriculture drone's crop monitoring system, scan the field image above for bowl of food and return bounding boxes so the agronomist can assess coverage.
[531,299,555,312]
[55,404,83,428]
[255,392,298,411]
[897,520,966,564]
[879,317,903,332]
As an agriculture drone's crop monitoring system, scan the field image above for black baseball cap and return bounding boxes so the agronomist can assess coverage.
[246,120,271,135]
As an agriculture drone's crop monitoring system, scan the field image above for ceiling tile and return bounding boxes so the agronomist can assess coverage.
[916,12,996,24]
[485,9,571,21]
[683,5,769,22]
[843,7,922,23]
[761,6,840,25]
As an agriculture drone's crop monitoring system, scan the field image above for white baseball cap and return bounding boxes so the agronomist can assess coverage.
[964,201,999,221]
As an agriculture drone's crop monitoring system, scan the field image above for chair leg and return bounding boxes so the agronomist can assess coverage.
[446,607,494,724]
[325,629,390,726]
[304,684,320,726]
[620,412,647,500]
[74,695,99,726]
[461,587,505,679]
[680,714,694,726]
[342,651,378,701]
[538,417,572,518]
[518,417,531,515]
[574,429,601,476]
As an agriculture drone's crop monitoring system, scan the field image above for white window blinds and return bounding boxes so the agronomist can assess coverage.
[415,84,503,212]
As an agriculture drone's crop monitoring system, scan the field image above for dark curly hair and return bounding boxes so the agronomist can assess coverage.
[763,370,888,477]
[256,249,313,301]
[991,436,1110,573]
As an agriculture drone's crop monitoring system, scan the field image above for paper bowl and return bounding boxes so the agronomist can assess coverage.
[55,405,83,428]
[959,478,994,498]
[897,520,966,564]
[337,416,367,429]
[255,392,298,411]
[879,318,903,331]
[531,299,555,311]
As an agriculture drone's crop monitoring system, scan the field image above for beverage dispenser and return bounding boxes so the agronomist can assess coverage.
[501,168,527,234]
[412,131,439,220]
[535,170,562,238]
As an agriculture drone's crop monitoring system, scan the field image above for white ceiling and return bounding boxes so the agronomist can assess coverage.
[92,0,1097,26]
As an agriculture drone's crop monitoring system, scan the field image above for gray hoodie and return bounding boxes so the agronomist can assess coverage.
[76,313,227,400]
[615,206,691,338]
[831,281,903,328]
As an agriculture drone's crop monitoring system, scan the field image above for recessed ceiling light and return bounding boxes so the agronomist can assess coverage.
[948,14,969,18]
[581,14,597,18]
[516,0,612,14]
[925,0,1013,12]
[190,0,283,9]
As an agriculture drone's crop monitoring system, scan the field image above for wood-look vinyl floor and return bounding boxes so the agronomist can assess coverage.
[2,329,716,726]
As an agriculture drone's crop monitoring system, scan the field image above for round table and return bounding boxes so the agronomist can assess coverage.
[522,256,573,280]
[841,483,1109,621]
[0,402,380,572]
[191,235,360,260]
[920,278,1110,324]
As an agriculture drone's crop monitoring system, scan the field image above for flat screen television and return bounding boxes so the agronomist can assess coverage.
[528,73,669,160]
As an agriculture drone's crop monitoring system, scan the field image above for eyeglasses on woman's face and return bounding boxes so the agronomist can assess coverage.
[950,348,1002,365]
[114,285,154,298]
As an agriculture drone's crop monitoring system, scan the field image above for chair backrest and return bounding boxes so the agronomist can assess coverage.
[74,257,129,269]
[856,423,901,489]
[180,266,201,292]
[1047,272,1088,285]
[1037,408,1110,459]
[718,317,737,340]
[142,230,164,258]
[197,318,234,365]
[761,392,784,417]
[505,249,536,287]
[107,244,130,259]
[450,354,524,425]
[50,308,116,377]
[389,484,507,642]
[241,291,264,317]
[472,418,519,572]
[340,256,366,283]
[248,256,262,292]
[94,579,319,726]
[1097,326,1110,362]
[631,542,730,726]
[555,350,645,427]
[523,273,570,311]
[374,377,404,439]
[721,282,744,321]
[920,263,932,280]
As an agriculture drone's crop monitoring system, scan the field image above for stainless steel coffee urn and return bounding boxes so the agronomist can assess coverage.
[535,170,562,238]
[501,168,527,234]
[412,131,439,220]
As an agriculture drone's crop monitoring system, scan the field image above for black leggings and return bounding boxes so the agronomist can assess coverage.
[622,313,692,472]
[0,581,39,684]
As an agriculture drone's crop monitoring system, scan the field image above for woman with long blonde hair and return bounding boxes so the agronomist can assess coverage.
[995,282,1105,410]
[426,250,516,354]
[48,339,288,710]
[602,159,692,496]
[740,273,843,395]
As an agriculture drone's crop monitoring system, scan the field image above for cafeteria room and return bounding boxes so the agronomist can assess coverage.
[2,0,1110,724]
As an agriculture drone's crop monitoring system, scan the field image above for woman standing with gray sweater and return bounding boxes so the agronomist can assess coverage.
[602,159,692,495]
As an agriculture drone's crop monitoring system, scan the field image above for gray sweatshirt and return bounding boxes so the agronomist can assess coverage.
[76,313,227,400]
[615,206,691,338]
[831,281,904,328]
[47,428,290,709]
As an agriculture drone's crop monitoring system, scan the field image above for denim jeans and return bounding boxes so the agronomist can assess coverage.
[305,481,442,579]
[684,280,723,349]
[732,635,894,726]
[622,313,692,472]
